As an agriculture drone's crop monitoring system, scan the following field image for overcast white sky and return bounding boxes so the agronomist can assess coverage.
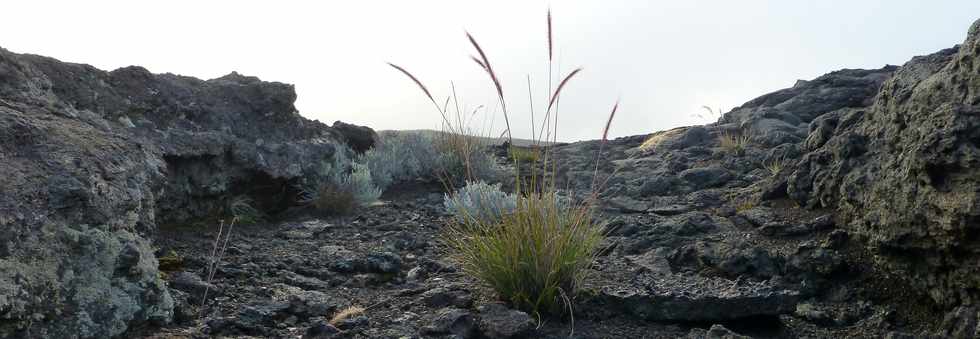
[2,1,978,141]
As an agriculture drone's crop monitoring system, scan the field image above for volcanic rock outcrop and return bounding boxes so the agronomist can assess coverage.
[0,48,368,338]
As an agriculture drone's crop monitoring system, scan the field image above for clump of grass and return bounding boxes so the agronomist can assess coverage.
[718,131,751,156]
[763,156,787,176]
[508,146,540,164]
[390,9,618,318]
[329,305,366,327]
[639,127,685,150]
[228,195,263,225]
[735,200,756,213]
[445,191,603,315]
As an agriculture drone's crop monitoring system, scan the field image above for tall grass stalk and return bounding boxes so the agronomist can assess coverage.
[200,217,237,319]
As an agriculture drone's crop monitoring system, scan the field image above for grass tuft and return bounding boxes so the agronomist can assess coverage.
[508,146,540,164]
[444,191,603,316]
[329,305,366,327]
[763,156,787,176]
[718,131,751,156]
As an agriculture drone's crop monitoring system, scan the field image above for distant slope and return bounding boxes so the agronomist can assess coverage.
[381,129,563,147]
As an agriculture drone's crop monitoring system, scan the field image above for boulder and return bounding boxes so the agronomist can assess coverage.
[476,303,535,338]
[332,120,378,153]
[788,19,980,308]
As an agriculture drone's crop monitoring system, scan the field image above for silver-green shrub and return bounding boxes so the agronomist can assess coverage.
[444,181,518,224]
[338,162,382,207]
[359,131,500,191]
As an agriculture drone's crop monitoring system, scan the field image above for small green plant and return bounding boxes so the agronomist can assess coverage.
[339,163,381,206]
[718,131,751,156]
[444,181,519,224]
[762,156,787,176]
[508,146,540,164]
[228,195,263,225]
[444,191,603,315]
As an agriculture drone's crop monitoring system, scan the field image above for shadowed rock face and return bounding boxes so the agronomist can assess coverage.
[789,19,980,308]
[0,48,369,338]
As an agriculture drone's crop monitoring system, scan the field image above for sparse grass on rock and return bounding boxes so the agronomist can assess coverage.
[718,131,751,156]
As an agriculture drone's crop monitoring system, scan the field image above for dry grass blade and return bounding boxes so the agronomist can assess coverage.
[592,100,619,193]
[546,68,583,114]
[329,305,366,326]
[602,100,619,142]
[387,62,435,105]
[471,55,487,71]
[388,62,453,128]
[466,31,511,142]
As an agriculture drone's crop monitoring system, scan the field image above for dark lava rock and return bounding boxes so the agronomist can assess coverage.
[332,120,378,153]
[679,166,733,190]
[668,241,780,280]
[304,319,342,339]
[423,308,477,338]
[287,290,344,318]
[601,274,799,322]
[938,306,980,339]
[366,251,403,274]
[476,304,535,339]
[787,20,980,308]
[685,324,752,339]
[421,287,474,309]
[0,45,356,338]
[170,271,218,300]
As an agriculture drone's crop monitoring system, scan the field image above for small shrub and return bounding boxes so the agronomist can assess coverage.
[338,162,381,207]
[359,131,499,191]
[445,191,603,315]
[444,181,519,224]
[312,183,356,215]
[228,196,263,225]
[296,143,380,214]
[718,132,751,156]
[508,146,540,163]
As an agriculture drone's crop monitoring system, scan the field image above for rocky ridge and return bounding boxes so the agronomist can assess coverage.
[0,18,979,339]
[0,48,370,338]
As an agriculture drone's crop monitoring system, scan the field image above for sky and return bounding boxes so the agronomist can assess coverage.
[2,1,978,142]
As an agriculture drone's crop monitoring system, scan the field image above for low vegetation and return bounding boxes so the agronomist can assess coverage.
[763,155,787,176]
[718,131,751,156]
[329,305,366,327]
[227,196,263,225]
[444,191,603,315]
[508,146,540,164]
[444,181,518,225]
[391,9,617,317]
